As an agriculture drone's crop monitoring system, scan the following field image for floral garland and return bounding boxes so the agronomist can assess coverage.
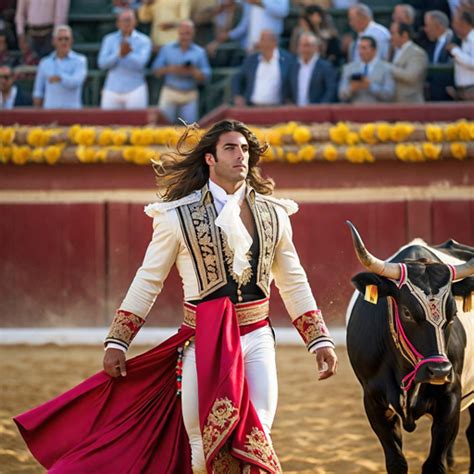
[0,120,472,166]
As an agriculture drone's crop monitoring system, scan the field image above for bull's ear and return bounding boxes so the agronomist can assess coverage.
[452,276,474,298]
[351,272,397,298]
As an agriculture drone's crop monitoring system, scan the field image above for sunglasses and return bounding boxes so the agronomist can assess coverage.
[0,74,12,79]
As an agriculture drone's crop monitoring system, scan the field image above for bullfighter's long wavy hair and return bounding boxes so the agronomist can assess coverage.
[153,120,274,201]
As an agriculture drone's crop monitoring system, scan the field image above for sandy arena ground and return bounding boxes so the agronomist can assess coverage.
[1,345,471,473]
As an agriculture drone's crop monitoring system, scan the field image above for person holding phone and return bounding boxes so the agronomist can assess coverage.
[152,20,211,123]
[338,35,395,103]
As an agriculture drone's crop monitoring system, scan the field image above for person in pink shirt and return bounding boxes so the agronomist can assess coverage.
[15,0,70,58]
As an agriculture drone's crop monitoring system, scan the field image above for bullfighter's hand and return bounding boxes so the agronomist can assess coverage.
[103,348,127,377]
[315,346,337,380]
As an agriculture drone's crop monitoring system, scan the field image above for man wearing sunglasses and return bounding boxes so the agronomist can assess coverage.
[32,24,87,108]
[0,64,32,108]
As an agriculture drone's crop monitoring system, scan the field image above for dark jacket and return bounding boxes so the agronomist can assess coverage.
[285,56,338,104]
[231,48,294,105]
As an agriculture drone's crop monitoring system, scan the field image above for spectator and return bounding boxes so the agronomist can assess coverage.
[0,30,19,68]
[290,5,343,66]
[15,0,70,59]
[32,25,87,109]
[347,3,391,62]
[0,0,17,49]
[226,0,290,52]
[286,33,337,105]
[392,4,416,25]
[231,29,294,106]
[98,9,152,109]
[338,35,395,103]
[446,9,474,100]
[0,64,32,108]
[423,10,455,100]
[138,0,192,52]
[390,22,429,103]
[152,20,211,123]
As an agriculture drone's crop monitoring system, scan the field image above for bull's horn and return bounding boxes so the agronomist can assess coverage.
[346,221,401,279]
[453,258,474,280]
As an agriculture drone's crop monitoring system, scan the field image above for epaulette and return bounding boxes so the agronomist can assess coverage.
[144,190,201,217]
[256,194,299,216]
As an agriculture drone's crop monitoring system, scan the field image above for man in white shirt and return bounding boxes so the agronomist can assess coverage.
[286,33,337,105]
[446,9,474,100]
[231,29,294,106]
[347,3,391,62]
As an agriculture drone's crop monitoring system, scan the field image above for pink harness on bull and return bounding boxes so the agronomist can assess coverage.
[390,263,456,392]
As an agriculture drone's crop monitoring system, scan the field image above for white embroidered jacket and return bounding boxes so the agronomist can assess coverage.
[119,185,318,322]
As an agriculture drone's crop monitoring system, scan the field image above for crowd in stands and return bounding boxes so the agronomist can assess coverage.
[0,0,473,120]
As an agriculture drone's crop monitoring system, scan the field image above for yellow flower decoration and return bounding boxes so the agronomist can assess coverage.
[450,142,467,160]
[425,124,444,142]
[345,145,374,163]
[329,122,351,145]
[457,120,471,141]
[11,145,31,165]
[260,145,275,162]
[345,131,360,146]
[293,126,312,144]
[98,128,114,146]
[130,128,154,146]
[281,121,298,135]
[76,146,98,163]
[323,144,338,161]
[1,127,16,145]
[274,146,284,160]
[396,143,424,162]
[422,142,442,160]
[0,146,12,163]
[265,129,282,146]
[31,147,44,163]
[376,123,391,142]
[44,145,63,165]
[285,151,300,164]
[68,124,82,143]
[76,127,96,146]
[359,124,377,144]
[112,129,129,146]
[27,128,49,147]
[444,124,458,141]
[96,148,109,162]
[390,122,414,142]
[470,123,474,140]
[297,144,316,162]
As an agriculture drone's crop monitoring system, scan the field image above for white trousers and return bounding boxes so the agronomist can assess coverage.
[100,84,148,109]
[181,325,278,472]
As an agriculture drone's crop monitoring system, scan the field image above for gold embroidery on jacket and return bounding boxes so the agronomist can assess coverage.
[222,235,253,286]
[176,193,227,298]
[234,426,282,473]
[293,310,330,347]
[202,397,239,460]
[253,197,279,297]
[105,311,145,347]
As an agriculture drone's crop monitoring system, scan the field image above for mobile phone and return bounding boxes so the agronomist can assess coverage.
[350,72,363,81]
[184,60,192,67]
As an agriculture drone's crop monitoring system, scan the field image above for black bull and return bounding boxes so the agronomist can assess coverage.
[346,226,474,474]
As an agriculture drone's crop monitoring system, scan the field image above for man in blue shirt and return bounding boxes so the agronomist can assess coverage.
[152,20,211,124]
[98,9,152,109]
[33,25,87,109]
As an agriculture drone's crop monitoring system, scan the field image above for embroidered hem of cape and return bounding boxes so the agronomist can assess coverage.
[13,297,281,474]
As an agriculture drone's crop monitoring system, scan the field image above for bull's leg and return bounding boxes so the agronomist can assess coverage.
[363,393,408,474]
[422,394,460,474]
[446,440,454,471]
[467,404,474,474]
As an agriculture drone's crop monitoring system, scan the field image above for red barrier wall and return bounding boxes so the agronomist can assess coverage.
[1,198,472,328]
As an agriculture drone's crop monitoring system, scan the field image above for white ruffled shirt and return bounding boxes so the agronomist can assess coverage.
[210,179,252,277]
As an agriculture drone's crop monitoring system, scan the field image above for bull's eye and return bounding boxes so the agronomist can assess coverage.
[401,307,414,322]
